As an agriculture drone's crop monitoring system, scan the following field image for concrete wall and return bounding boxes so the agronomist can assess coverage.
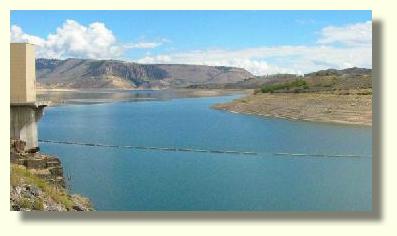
[10,43,36,104]
[10,106,43,151]
[10,43,42,151]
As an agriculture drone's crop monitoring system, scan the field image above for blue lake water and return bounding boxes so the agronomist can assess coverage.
[38,93,372,211]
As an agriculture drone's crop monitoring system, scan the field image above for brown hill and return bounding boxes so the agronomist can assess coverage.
[36,58,253,89]
[188,67,372,92]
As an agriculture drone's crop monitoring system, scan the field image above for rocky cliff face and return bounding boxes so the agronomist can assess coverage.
[36,58,253,89]
[10,139,93,211]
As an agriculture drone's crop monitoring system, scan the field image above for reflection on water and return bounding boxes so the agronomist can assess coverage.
[37,89,241,105]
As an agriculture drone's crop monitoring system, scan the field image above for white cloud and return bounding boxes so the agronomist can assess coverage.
[136,45,371,75]
[11,20,372,75]
[137,53,300,75]
[138,55,172,63]
[124,38,169,49]
[137,21,372,75]
[10,20,163,59]
[11,25,45,46]
[317,21,372,46]
[124,42,163,49]
[11,20,123,59]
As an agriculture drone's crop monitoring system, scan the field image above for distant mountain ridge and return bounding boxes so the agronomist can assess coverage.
[36,58,253,89]
[188,67,372,91]
[304,67,372,77]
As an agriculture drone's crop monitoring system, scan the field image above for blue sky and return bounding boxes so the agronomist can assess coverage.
[11,10,372,75]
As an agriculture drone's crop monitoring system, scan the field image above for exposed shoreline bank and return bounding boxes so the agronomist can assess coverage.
[213,91,372,126]
[37,88,372,126]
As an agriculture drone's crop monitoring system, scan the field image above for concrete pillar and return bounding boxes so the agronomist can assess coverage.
[10,43,45,152]
[10,105,45,152]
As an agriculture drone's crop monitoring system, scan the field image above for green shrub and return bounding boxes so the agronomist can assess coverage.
[11,165,74,210]
[32,198,44,210]
[261,79,308,93]
[17,198,32,209]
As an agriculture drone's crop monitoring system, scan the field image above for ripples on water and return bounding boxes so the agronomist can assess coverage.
[38,90,372,211]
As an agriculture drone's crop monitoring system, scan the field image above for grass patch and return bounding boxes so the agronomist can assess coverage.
[32,198,44,210]
[11,165,74,210]
[261,79,309,93]
[14,197,44,210]
[15,198,32,209]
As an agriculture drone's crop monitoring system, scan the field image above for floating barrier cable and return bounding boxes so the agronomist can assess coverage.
[38,139,370,159]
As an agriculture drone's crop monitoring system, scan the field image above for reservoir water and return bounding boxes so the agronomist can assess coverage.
[38,91,372,211]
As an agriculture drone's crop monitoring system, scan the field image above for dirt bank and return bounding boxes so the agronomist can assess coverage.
[213,91,372,126]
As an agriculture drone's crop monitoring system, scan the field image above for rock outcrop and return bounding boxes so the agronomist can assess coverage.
[36,58,253,89]
[10,139,93,211]
[11,139,65,187]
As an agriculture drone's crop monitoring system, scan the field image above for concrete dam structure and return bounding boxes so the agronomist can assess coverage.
[10,43,46,152]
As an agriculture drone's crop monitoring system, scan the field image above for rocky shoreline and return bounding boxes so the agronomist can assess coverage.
[10,139,94,211]
[213,90,372,126]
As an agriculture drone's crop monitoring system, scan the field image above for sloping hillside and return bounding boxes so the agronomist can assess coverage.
[36,58,253,89]
[213,67,373,126]
[188,67,372,91]
[257,67,372,93]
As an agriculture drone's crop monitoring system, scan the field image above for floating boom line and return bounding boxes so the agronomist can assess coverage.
[38,139,370,159]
